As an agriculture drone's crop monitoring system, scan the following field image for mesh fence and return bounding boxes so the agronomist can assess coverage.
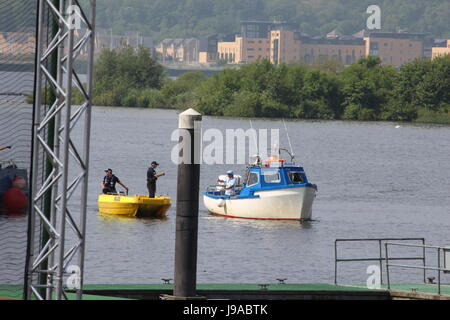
[0,0,40,300]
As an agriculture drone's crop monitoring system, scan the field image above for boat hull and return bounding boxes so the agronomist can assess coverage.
[203,187,316,220]
[98,194,171,218]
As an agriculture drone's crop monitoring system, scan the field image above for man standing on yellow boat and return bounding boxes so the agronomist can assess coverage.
[102,168,128,194]
[147,161,165,198]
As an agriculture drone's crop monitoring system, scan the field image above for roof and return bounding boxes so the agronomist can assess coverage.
[366,31,427,40]
[326,29,342,38]
[353,29,371,38]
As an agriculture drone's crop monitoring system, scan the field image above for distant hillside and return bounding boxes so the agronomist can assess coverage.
[95,0,450,40]
[1,1,448,40]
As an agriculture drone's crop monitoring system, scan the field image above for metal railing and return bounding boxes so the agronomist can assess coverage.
[334,238,426,285]
[385,242,450,295]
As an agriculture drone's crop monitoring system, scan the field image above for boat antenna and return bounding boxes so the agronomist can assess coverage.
[282,119,295,162]
[249,119,259,155]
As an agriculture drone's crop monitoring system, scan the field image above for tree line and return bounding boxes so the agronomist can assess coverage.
[89,47,450,124]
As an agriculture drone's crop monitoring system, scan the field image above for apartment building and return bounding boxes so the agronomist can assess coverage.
[431,40,450,59]
[0,32,35,56]
[217,21,296,64]
[269,29,366,65]
[198,34,218,64]
[156,38,198,63]
[363,32,425,67]
[218,22,426,68]
[218,35,271,64]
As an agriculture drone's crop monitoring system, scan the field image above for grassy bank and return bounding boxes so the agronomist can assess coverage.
[415,108,450,124]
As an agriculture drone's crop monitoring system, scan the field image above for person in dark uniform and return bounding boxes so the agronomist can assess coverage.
[147,161,165,198]
[101,168,128,194]
[0,146,12,169]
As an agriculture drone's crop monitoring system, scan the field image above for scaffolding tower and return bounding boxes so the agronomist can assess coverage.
[25,0,96,300]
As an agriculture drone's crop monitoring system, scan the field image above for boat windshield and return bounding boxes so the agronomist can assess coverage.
[246,171,259,186]
[262,170,281,183]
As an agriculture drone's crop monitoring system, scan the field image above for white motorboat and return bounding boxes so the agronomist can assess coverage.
[203,154,317,220]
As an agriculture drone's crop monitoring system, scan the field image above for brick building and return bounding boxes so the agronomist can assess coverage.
[431,40,450,59]
[217,22,427,68]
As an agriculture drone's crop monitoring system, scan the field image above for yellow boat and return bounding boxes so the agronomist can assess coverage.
[98,194,171,218]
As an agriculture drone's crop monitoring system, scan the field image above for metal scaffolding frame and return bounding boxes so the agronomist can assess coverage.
[25,0,96,300]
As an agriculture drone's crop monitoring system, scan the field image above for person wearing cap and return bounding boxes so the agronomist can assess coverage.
[101,168,128,194]
[147,161,165,198]
[217,170,237,196]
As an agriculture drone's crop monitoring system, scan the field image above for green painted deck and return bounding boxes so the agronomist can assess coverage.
[0,285,22,300]
[83,283,379,292]
[2,283,450,300]
[0,285,130,300]
[380,283,450,296]
[83,282,450,294]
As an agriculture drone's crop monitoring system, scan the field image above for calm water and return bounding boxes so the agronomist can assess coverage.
[2,106,450,286]
[76,107,450,285]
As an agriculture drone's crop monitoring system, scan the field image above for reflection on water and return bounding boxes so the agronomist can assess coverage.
[201,211,314,230]
[97,213,169,224]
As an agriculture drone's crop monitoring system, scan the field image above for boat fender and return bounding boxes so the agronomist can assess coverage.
[217,199,225,207]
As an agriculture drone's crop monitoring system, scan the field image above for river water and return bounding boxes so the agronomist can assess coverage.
[76,107,450,285]
[2,105,450,286]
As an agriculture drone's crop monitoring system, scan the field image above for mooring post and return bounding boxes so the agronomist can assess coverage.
[173,108,202,299]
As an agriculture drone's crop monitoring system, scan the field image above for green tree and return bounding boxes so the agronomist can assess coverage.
[93,46,165,106]
[416,56,450,111]
[340,56,396,120]
[383,58,431,121]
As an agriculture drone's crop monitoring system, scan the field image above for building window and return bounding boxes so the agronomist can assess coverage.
[305,54,312,63]
[273,39,279,63]
[346,55,352,64]
[247,48,255,51]
[369,42,379,56]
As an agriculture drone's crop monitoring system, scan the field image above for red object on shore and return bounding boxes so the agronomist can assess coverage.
[12,176,26,189]
[3,188,27,213]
